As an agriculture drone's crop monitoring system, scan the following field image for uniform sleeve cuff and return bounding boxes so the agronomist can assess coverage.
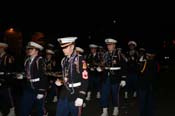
[78,91,86,99]
[38,89,46,94]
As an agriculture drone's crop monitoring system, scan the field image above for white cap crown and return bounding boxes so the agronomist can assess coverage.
[46,49,55,54]
[105,38,117,44]
[89,44,98,48]
[26,41,44,51]
[57,37,77,44]
[0,42,8,48]
[76,47,84,53]
[128,41,137,47]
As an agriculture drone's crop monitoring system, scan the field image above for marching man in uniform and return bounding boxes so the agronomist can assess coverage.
[100,38,127,116]
[19,41,48,116]
[137,48,158,116]
[124,41,139,99]
[55,37,88,116]
[86,44,101,101]
[44,48,58,103]
[0,42,15,116]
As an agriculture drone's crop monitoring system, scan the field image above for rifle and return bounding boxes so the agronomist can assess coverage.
[0,72,25,88]
[0,72,25,79]
[45,71,62,78]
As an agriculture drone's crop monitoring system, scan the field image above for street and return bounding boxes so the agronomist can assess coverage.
[43,65,175,116]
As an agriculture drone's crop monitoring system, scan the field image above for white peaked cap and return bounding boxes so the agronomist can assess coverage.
[26,41,44,51]
[89,44,98,48]
[47,43,55,48]
[139,48,145,51]
[0,42,8,48]
[57,37,77,44]
[46,49,55,54]
[128,41,137,47]
[105,38,117,44]
[76,47,84,53]
[98,46,103,48]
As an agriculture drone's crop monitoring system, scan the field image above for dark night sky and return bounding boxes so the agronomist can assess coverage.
[1,2,175,49]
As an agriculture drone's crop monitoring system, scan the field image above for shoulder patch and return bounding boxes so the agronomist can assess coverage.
[74,56,79,65]
[82,70,88,79]
[74,56,79,62]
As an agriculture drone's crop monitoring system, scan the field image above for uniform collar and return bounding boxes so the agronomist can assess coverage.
[29,55,37,63]
[0,52,6,58]
[108,49,116,54]
[92,53,96,56]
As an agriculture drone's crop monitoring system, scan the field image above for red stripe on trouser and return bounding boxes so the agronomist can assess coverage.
[78,106,82,116]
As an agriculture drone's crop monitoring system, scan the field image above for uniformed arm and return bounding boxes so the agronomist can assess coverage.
[78,57,88,99]
[6,55,15,72]
[144,60,159,80]
[38,58,48,94]
[119,53,128,87]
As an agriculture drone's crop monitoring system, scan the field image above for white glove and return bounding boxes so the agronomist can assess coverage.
[139,56,146,62]
[36,94,44,99]
[131,56,135,60]
[90,68,95,71]
[96,67,102,72]
[121,75,127,79]
[16,74,23,79]
[75,98,83,107]
[120,80,126,87]
[55,79,63,86]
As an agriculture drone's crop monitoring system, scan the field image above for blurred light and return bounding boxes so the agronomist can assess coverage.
[113,20,116,24]
[7,28,15,33]
[112,17,120,24]
[88,35,91,40]
[164,56,169,60]
[172,40,175,45]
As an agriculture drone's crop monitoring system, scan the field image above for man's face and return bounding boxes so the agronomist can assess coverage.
[46,53,52,59]
[90,48,97,54]
[26,48,38,56]
[62,44,74,56]
[0,47,5,54]
[129,44,135,50]
[107,43,116,51]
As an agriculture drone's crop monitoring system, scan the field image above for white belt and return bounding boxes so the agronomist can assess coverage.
[0,72,15,75]
[105,67,121,70]
[69,82,81,88]
[0,72,4,75]
[30,78,40,82]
